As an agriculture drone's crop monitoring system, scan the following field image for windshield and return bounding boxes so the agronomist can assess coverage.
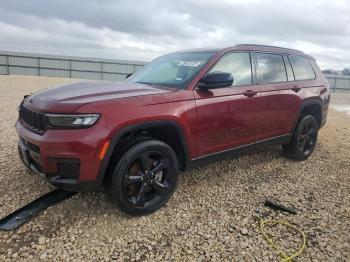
[126,52,215,89]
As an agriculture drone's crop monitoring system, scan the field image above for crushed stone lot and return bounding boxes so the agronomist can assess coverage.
[0,75,349,261]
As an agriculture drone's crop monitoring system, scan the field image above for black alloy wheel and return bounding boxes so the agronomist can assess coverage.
[282,115,319,161]
[123,151,171,207]
[297,120,317,155]
[109,139,179,215]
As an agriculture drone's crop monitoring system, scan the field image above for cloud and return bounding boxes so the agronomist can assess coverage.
[0,0,349,69]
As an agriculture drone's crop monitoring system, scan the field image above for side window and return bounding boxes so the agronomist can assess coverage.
[209,52,252,86]
[309,59,321,76]
[289,55,316,80]
[256,53,287,83]
[283,55,295,81]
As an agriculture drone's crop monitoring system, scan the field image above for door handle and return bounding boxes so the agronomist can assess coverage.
[243,90,258,97]
[291,86,301,93]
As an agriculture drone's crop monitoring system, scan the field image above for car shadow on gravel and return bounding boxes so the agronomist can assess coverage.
[181,145,285,185]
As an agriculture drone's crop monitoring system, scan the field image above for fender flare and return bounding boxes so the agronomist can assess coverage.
[291,99,322,134]
[96,120,191,185]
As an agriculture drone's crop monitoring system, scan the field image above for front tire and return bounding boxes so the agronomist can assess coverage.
[283,115,318,161]
[109,139,179,216]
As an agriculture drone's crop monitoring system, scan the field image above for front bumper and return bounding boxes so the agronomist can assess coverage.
[16,120,110,192]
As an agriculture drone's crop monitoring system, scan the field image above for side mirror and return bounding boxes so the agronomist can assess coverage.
[197,72,233,90]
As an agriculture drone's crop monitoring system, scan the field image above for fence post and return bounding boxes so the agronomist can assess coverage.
[38,57,41,76]
[6,54,9,75]
[69,60,72,78]
[334,77,338,93]
[101,62,104,80]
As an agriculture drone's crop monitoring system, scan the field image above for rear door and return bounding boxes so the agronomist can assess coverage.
[253,52,301,141]
[194,52,260,157]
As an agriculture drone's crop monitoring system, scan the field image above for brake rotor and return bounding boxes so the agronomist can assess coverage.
[127,161,141,195]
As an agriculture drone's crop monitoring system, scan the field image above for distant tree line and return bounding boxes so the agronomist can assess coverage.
[322,67,350,75]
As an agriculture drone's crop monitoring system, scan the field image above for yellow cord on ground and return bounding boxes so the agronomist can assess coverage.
[260,220,307,261]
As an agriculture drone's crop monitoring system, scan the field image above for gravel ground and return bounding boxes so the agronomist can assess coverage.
[0,75,349,261]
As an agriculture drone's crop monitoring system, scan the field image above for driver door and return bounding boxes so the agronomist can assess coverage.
[194,52,260,157]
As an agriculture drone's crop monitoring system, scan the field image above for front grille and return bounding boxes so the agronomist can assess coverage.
[19,104,47,134]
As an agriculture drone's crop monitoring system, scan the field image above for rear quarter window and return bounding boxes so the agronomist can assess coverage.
[289,55,316,80]
[309,59,322,75]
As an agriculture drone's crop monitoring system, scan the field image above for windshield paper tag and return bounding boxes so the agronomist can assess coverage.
[177,61,202,67]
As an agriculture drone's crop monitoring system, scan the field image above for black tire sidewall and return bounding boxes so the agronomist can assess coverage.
[291,115,318,160]
[109,140,179,216]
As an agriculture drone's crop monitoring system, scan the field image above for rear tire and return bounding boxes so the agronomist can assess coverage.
[282,115,318,161]
[108,139,179,216]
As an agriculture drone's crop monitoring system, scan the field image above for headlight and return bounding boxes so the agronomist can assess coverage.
[46,114,100,128]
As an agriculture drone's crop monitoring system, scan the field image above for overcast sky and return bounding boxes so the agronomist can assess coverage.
[0,0,349,69]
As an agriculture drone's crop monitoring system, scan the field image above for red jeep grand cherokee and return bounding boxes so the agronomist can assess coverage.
[16,44,330,215]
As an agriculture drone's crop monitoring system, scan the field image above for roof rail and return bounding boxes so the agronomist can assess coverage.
[234,44,304,54]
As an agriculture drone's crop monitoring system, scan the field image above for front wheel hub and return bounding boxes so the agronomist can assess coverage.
[142,171,154,184]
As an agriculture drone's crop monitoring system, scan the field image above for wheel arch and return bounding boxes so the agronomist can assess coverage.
[96,120,190,186]
[292,99,322,134]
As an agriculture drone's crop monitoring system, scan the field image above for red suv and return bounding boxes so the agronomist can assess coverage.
[16,44,330,215]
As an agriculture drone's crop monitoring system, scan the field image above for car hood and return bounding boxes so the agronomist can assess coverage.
[23,81,176,112]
